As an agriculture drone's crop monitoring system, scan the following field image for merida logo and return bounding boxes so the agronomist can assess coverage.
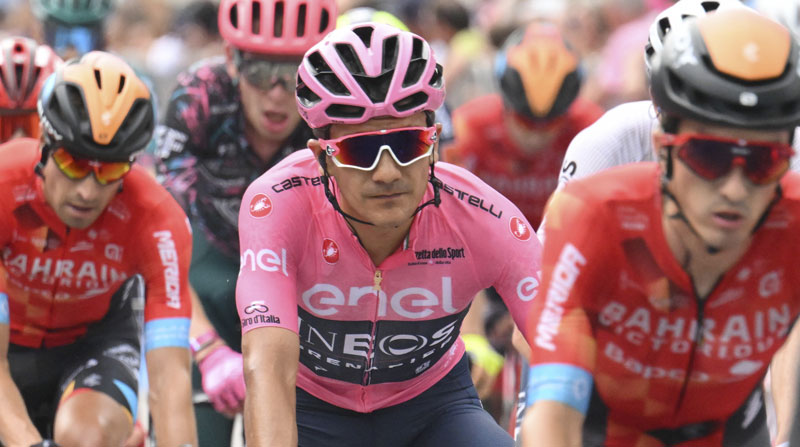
[153,231,181,309]
[535,243,586,351]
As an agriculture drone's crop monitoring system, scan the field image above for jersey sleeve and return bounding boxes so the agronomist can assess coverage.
[557,101,656,188]
[525,184,611,413]
[134,196,193,351]
[154,71,208,212]
[487,210,543,346]
[236,173,309,335]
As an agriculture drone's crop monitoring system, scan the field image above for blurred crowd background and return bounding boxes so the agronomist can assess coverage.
[0,0,677,117]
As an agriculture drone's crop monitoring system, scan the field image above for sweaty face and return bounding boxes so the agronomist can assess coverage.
[322,112,436,229]
[42,153,121,229]
[662,120,789,253]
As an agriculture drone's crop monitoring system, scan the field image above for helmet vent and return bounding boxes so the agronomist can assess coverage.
[428,63,443,88]
[335,43,365,76]
[251,1,262,35]
[402,37,426,87]
[297,4,307,37]
[308,51,351,96]
[14,64,24,90]
[381,35,398,72]
[229,4,239,29]
[353,25,374,48]
[118,75,126,93]
[394,92,427,112]
[319,8,330,33]
[657,17,672,40]
[272,1,283,37]
[94,69,102,89]
[325,104,364,119]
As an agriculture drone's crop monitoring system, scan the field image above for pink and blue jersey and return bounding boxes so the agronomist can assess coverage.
[236,150,542,412]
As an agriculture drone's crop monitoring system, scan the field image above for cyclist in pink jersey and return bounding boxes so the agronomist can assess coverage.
[236,23,542,446]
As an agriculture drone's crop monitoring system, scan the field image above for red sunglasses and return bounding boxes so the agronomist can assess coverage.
[51,147,132,185]
[658,133,794,185]
[319,126,437,171]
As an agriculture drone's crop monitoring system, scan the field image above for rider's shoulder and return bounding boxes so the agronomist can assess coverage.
[0,138,39,175]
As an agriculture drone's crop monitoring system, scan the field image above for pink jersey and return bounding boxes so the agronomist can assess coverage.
[237,150,542,412]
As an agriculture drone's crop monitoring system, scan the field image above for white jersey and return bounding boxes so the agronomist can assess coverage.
[537,100,800,241]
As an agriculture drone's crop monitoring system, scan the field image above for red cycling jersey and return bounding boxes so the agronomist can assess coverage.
[444,94,603,227]
[0,138,193,349]
[527,163,800,445]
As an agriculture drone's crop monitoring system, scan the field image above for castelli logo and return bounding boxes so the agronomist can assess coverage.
[509,216,531,241]
[322,238,340,264]
[249,193,273,218]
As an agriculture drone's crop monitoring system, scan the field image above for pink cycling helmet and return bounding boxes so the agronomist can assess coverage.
[0,37,62,112]
[218,0,337,57]
[296,22,445,128]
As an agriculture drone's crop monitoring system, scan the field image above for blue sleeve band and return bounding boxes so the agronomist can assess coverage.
[526,363,594,415]
[0,293,8,325]
[113,379,138,421]
[144,317,190,351]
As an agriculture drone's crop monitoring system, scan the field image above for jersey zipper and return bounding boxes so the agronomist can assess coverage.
[361,269,383,389]
[675,276,720,415]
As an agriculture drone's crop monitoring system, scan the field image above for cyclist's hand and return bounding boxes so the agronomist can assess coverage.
[30,441,60,447]
[198,344,246,416]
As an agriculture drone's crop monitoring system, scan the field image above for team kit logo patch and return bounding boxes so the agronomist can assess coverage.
[509,216,531,241]
[249,193,273,218]
[322,238,340,264]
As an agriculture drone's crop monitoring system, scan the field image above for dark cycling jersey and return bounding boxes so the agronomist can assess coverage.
[0,138,192,350]
[526,163,800,446]
[155,56,312,258]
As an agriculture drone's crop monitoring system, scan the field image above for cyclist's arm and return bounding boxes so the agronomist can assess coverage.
[0,293,42,446]
[146,346,196,446]
[521,186,609,446]
[137,197,197,446]
[770,319,800,445]
[242,327,299,446]
[237,173,308,446]
[189,286,225,361]
[522,400,584,447]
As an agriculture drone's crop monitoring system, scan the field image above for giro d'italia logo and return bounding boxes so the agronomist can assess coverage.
[509,216,531,241]
[249,193,273,218]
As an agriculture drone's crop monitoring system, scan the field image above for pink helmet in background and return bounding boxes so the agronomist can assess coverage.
[218,0,338,57]
[0,37,62,112]
[296,22,445,128]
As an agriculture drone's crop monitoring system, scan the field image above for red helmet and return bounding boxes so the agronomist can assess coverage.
[0,37,62,112]
[218,0,338,57]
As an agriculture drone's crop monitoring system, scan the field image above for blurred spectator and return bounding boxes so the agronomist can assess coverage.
[146,1,224,114]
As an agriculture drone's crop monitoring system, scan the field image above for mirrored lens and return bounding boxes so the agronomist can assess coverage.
[52,148,131,184]
[329,128,435,169]
[679,138,791,185]
[239,59,298,91]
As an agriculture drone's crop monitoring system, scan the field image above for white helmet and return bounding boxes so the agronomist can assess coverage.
[751,0,800,35]
[644,0,745,72]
